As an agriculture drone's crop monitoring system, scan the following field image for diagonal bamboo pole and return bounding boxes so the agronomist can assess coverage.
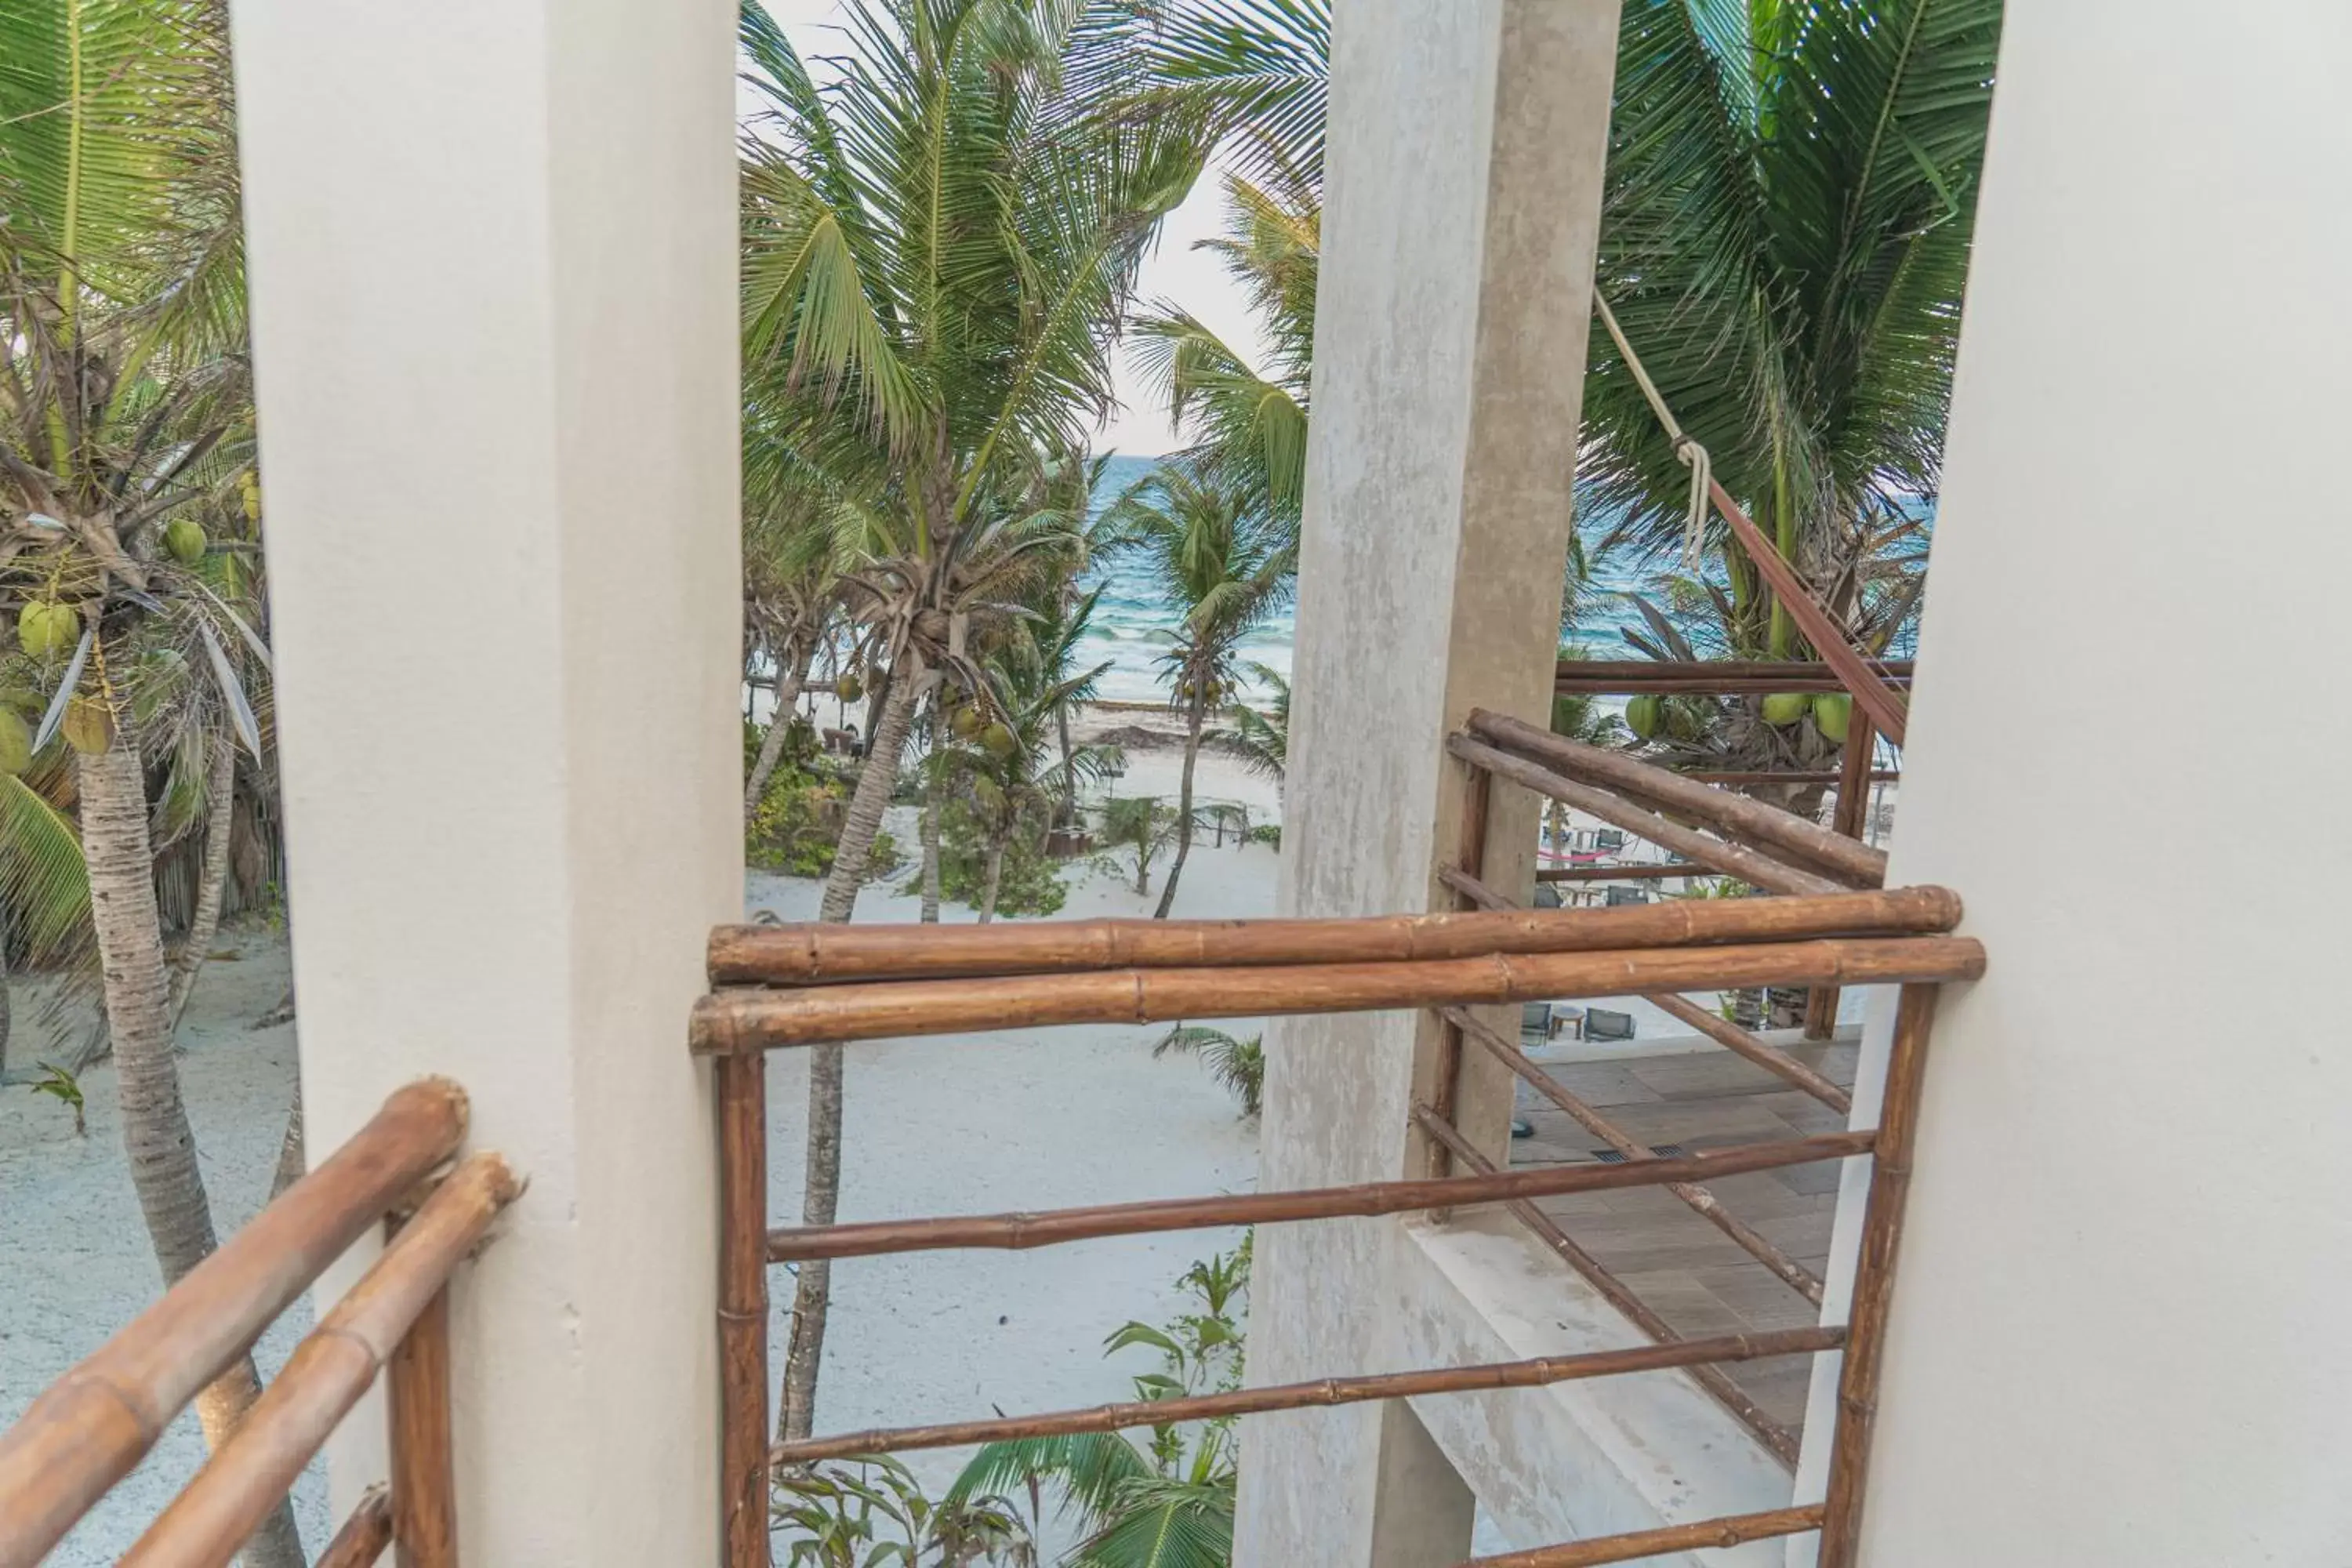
[1414,1108,1800,1465]
[1645,989,1852,1115]
[1446,735,1848,897]
[1467,708,1889,886]
[1442,1005,1824,1304]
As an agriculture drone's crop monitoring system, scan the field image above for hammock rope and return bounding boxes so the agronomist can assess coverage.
[1592,291,1710,572]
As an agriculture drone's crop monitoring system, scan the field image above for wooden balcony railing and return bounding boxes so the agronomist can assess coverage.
[701,792,1980,1568]
[0,1080,520,1568]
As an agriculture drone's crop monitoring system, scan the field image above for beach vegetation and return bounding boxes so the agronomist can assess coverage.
[1152,1025,1264,1118]
[949,1240,1250,1567]
[772,1454,1036,1566]
[1099,466,1293,919]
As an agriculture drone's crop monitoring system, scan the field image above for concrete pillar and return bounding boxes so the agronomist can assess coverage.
[1788,3,2352,1563]
[228,0,739,1560]
[1235,2,1619,1560]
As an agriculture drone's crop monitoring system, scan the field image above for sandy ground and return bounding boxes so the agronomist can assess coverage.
[0,930,329,1563]
[0,716,1841,1559]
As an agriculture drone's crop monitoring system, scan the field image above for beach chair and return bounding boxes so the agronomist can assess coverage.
[1583,1007,1636,1042]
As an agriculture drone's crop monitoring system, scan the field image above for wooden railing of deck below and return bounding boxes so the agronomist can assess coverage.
[702,869,1980,1567]
[0,1080,521,1568]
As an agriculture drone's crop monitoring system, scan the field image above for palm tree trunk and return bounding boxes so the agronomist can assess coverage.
[919,765,943,924]
[779,665,920,1446]
[743,646,815,818]
[81,735,307,1568]
[1152,697,1207,920]
[978,840,1004,923]
[168,733,238,1032]
[1055,703,1076,828]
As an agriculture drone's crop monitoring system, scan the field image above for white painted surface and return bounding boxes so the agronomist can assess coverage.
[1236,2,1628,1562]
[1791,4,2352,1562]
[228,0,740,1558]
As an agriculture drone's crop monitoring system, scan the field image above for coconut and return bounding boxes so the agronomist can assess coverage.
[980,721,1017,759]
[949,704,985,742]
[163,517,207,566]
[835,670,864,702]
[240,470,263,523]
[0,708,30,775]
[62,695,112,756]
[16,601,76,659]
[1813,691,1853,745]
[1760,691,1811,727]
[1625,693,1662,740]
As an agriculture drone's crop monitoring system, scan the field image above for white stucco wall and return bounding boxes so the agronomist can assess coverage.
[229,0,740,1560]
[1792,2,2352,1561]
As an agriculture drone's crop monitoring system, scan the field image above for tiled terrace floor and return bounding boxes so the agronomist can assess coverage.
[1511,1031,1861,1432]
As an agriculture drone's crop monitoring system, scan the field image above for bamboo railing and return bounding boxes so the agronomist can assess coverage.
[0,1080,519,1568]
[706,847,1973,1567]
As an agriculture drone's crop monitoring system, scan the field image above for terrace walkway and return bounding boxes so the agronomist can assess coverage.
[1513,1029,1861,1430]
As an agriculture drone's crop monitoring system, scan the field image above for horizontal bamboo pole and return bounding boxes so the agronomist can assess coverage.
[314,1485,393,1568]
[709,886,1959,987]
[771,1325,1844,1466]
[693,934,1984,1054]
[1686,769,1898,786]
[1457,1504,1826,1567]
[768,1130,1876,1261]
[119,1155,523,1568]
[1535,862,1700,883]
[1710,478,1909,746]
[1414,1109,1798,1464]
[1646,989,1853,1115]
[0,1080,470,1568]
[1442,1006,1824,1305]
[1555,659,1915,684]
[1447,735,1847,897]
[1469,710,1888,887]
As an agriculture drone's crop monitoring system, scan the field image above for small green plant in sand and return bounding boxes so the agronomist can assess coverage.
[28,1060,85,1135]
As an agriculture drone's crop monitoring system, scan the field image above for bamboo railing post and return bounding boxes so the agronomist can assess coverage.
[1454,1504,1828,1568]
[1817,983,1941,1567]
[715,1052,772,1568]
[119,1153,520,1568]
[385,1283,455,1568]
[1806,716,1881,1039]
[1428,759,1494,1184]
[315,1486,394,1568]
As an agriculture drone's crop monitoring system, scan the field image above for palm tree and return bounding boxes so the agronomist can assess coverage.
[947,645,1117,922]
[1102,465,1291,918]
[947,1243,1250,1568]
[1099,794,1179,898]
[1129,0,1326,526]
[0,5,301,1560]
[1213,659,1287,791]
[738,0,1207,1441]
[1581,0,2000,658]
[741,449,849,818]
[1152,1024,1264,1116]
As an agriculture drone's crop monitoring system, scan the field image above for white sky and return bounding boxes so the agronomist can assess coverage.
[755,0,1268,456]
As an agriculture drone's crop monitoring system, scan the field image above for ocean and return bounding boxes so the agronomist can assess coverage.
[1078,453,1674,708]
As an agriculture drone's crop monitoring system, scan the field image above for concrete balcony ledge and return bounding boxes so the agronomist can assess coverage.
[1395,1213,1801,1566]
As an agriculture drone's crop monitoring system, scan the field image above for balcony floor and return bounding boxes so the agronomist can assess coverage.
[1510,1031,1860,1433]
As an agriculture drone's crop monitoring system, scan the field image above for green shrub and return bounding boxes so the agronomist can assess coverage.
[902,799,1066,917]
[747,759,902,882]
